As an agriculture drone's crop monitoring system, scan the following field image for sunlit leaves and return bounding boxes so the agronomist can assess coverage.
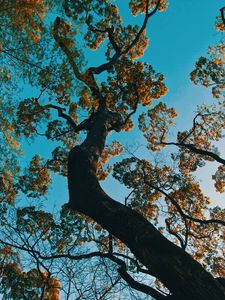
[0,157,20,204]
[0,0,52,87]
[78,86,98,110]
[0,263,37,299]
[190,43,225,98]
[45,120,78,149]
[67,0,122,50]
[215,10,225,32]
[17,206,54,234]
[113,158,171,221]
[102,59,168,120]
[97,141,124,180]
[18,155,51,198]
[0,1,224,298]
[15,98,50,138]
[167,180,210,218]
[139,102,177,151]
[129,0,168,16]
[212,165,225,193]
[0,170,18,204]
[0,0,50,42]
[1,263,60,300]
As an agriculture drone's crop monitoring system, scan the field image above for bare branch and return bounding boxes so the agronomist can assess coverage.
[180,113,201,143]
[2,49,43,69]
[40,103,96,134]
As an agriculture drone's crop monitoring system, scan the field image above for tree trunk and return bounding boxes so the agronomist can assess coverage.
[67,111,225,299]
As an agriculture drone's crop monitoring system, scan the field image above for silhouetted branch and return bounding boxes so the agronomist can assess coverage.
[89,0,161,75]
[156,187,225,226]
[123,86,140,126]
[123,0,160,54]
[45,104,77,129]
[53,17,99,94]
[2,49,42,69]
[161,141,225,166]
[165,219,185,249]
[118,267,166,300]
[220,7,225,27]
[85,16,121,54]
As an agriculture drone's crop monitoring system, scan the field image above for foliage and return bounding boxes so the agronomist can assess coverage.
[0,1,225,299]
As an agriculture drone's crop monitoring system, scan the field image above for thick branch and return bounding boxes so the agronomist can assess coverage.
[184,143,225,165]
[67,145,225,299]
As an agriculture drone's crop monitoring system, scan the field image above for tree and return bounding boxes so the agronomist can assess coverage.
[0,1,225,299]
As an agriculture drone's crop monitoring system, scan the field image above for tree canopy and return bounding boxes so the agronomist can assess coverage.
[0,1,225,299]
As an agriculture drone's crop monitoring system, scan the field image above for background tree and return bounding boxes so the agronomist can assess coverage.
[0,1,225,299]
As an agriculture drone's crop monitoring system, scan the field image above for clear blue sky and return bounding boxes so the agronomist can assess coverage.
[21,0,224,211]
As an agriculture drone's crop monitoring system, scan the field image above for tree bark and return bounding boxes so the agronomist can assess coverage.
[67,111,225,300]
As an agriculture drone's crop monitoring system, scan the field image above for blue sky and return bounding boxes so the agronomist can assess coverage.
[102,0,225,206]
[21,0,224,211]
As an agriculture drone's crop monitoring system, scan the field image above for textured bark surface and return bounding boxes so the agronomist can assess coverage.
[67,110,225,300]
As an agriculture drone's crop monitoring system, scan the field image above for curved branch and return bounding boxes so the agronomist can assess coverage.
[180,113,201,143]
[155,187,225,226]
[122,0,160,55]
[89,0,161,75]
[42,103,96,134]
[53,17,99,94]
[118,267,166,300]
[86,17,121,54]
[0,236,165,299]
[45,104,77,129]
[165,219,185,249]
[161,140,225,165]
